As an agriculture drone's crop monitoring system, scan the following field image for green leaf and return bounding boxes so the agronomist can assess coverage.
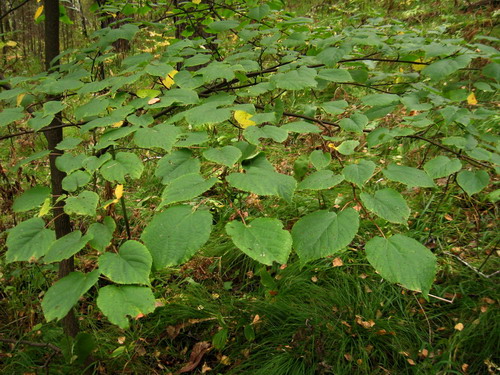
[309,150,331,170]
[99,240,152,285]
[64,191,99,216]
[62,170,91,192]
[176,132,209,147]
[457,170,489,196]
[361,93,400,107]
[271,67,318,90]
[42,270,100,322]
[365,234,436,297]
[55,153,86,174]
[244,125,288,145]
[482,62,500,82]
[141,205,212,269]
[161,174,217,206]
[100,152,144,183]
[226,218,292,265]
[316,45,351,67]
[133,124,181,152]
[155,150,200,184]
[317,68,353,82]
[297,170,344,190]
[6,218,55,263]
[0,107,24,127]
[321,100,348,115]
[360,188,410,224]
[342,160,376,187]
[422,55,471,81]
[12,186,51,212]
[282,121,321,134]
[227,169,297,202]
[43,231,93,263]
[74,98,109,120]
[203,146,242,167]
[56,137,83,150]
[336,140,359,155]
[291,208,359,263]
[339,113,368,133]
[382,164,435,188]
[423,156,462,179]
[96,285,155,329]
[88,217,115,252]
[208,20,240,32]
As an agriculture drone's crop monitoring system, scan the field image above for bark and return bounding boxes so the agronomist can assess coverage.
[44,0,79,338]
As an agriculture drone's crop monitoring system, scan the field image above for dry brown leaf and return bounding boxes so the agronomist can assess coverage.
[311,276,318,282]
[355,315,375,329]
[178,341,211,374]
[220,355,231,365]
[332,257,343,267]
[117,336,126,344]
[454,323,464,331]
[419,348,429,358]
[201,363,212,373]
[462,363,469,372]
[407,359,416,365]
[344,353,353,361]
[148,97,160,105]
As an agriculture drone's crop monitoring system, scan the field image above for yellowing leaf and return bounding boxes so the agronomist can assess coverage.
[114,185,124,199]
[5,41,17,47]
[193,0,202,3]
[234,110,256,128]
[112,121,124,128]
[467,92,477,105]
[16,93,26,107]
[162,70,178,89]
[412,58,426,71]
[103,199,119,209]
[34,6,44,20]
[38,197,51,217]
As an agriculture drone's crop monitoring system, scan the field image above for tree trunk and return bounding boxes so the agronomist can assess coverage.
[44,0,79,338]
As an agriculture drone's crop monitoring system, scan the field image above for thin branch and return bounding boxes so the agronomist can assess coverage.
[443,251,500,278]
[0,123,79,141]
[0,337,61,352]
[0,0,32,21]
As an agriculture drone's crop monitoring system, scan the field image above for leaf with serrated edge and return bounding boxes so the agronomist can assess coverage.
[99,240,152,285]
[226,218,292,265]
[360,188,410,224]
[292,209,359,263]
[44,231,93,263]
[96,285,155,329]
[141,205,212,269]
[6,218,56,263]
[42,270,100,322]
[365,234,436,297]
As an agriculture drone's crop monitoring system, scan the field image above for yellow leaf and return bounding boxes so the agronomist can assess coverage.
[467,92,477,105]
[234,110,256,128]
[38,197,51,217]
[193,0,202,3]
[412,58,426,71]
[114,184,123,199]
[34,6,44,20]
[103,198,119,209]
[454,322,464,331]
[161,70,178,89]
[16,93,26,107]
[111,121,124,128]
[5,41,17,47]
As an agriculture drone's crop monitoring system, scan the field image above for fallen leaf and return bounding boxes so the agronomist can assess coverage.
[219,355,231,365]
[355,315,375,329]
[117,336,126,344]
[332,257,343,267]
[454,323,464,331]
[344,353,353,361]
[462,363,469,372]
[407,359,416,365]
[444,214,453,221]
[178,341,211,373]
[311,276,318,283]
[201,363,211,373]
